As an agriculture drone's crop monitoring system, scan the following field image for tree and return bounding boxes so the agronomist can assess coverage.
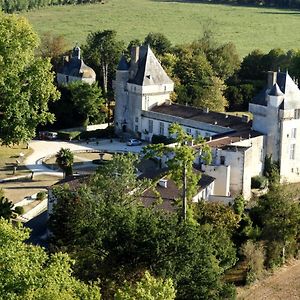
[254,187,300,265]
[0,219,101,300]
[0,14,59,145]
[49,154,235,299]
[173,48,228,111]
[55,148,74,177]
[143,123,211,220]
[0,196,14,220]
[144,32,172,56]
[84,30,124,95]
[67,81,106,126]
[38,31,69,72]
[115,271,176,300]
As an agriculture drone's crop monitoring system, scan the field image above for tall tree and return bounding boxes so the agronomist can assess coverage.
[84,30,124,96]
[38,31,69,72]
[253,186,300,265]
[144,32,172,56]
[0,14,59,145]
[0,219,101,300]
[173,48,228,111]
[67,81,106,126]
[115,271,176,300]
[143,123,211,220]
[49,153,235,299]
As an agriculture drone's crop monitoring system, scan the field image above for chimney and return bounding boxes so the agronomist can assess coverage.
[268,71,277,88]
[158,178,168,188]
[129,46,140,79]
[203,107,209,114]
[63,55,69,65]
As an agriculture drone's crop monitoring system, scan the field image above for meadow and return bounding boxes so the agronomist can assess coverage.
[22,0,300,56]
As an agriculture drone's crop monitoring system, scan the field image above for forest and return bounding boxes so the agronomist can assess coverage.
[0,0,102,13]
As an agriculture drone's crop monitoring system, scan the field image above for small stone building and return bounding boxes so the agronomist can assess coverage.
[57,46,96,86]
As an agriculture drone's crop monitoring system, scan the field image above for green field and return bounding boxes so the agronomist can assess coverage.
[22,0,300,56]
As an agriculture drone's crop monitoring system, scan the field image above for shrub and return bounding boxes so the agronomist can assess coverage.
[14,206,25,215]
[151,134,176,145]
[251,176,268,189]
[36,192,47,201]
[79,126,115,140]
[240,240,265,284]
[57,131,81,141]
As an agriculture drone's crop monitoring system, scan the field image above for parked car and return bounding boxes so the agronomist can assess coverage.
[38,131,58,140]
[127,139,142,146]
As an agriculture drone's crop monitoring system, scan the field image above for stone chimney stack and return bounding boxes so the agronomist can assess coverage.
[130,46,140,80]
[268,71,277,89]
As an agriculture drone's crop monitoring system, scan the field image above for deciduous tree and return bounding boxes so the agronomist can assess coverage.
[0,219,101,300]
[67,81,106,126]
[0,14,59,145]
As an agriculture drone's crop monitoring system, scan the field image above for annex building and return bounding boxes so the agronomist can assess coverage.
[114,45,300,200]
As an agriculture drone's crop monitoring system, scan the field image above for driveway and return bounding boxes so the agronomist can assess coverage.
[25,138,144,176]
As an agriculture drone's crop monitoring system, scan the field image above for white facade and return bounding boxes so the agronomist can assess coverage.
[114,48,300,200]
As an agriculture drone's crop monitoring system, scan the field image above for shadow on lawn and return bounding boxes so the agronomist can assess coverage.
[150,0,300,15]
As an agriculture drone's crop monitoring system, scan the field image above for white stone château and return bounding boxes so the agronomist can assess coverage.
[57,46,96,86]
[114,46,300,200]
[249,71,300,184]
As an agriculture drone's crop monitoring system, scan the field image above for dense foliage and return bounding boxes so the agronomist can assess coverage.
[0,219,101,299]
[194,0,300,9]
[0,13,59,144]
[0,0,103,13]
[49,154,237,299]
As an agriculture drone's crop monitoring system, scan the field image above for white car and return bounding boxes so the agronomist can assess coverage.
[127,139,142,146]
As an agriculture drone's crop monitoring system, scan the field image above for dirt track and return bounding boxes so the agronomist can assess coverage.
[237,260,300,300]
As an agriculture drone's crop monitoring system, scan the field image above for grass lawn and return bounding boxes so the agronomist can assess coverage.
[22,0,300,57]
[0,174,61,204]
[0,144,33,180]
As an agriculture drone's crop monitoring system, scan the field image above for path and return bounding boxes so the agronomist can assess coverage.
[25,138,144,176]
[237,260,300,300]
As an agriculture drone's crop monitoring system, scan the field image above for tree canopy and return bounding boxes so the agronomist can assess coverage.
[0,219,101,299]
[49,153,236,299]
[0,14,59,145]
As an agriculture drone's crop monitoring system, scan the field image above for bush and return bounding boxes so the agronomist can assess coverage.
[251,176,268,189]
[240,240,265,284]
[36,192,47,201]
[151,134,176,145]
[57,131,81,141]
[79,126,115,140]
[14,206,25,215]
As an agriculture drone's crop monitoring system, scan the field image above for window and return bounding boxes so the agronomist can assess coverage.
[186,128,192,135]
[159,122,164,135]
[195,130,199,138]
[294,109,300,119]
[148,120,153,133]
[135,117,139,123]
[220,156,225,165]
[135,125,138,132]
[291,128,297,138]
[290,144,296,160]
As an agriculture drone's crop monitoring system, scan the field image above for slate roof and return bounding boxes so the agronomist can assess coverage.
[117,55,129,71]
[141,173,215,212]
[59,47,96,79]
[251,72,300,109]
[128,45,173,86]
[206,128,263,148]
[150,103,251,130]
[269,83,284,96]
